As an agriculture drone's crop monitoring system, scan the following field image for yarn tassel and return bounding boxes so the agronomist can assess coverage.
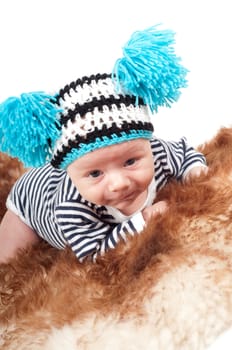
[0,92,61,167]
[112,24,188,112]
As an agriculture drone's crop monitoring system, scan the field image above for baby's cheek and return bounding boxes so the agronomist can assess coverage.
[141,169,154,188]
[86,187,106,206]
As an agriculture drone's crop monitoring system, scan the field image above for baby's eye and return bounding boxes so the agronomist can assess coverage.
[124,158,136,167]
[88,170,102,178]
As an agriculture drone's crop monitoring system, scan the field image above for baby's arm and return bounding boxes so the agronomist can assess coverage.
[0,209,40,263]
[178,138,208,179]
[142,163,208,223]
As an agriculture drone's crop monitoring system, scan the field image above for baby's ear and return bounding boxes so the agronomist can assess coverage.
[0,92,62,167]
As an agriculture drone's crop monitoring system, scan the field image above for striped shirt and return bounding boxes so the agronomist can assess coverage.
[7,137,206,261]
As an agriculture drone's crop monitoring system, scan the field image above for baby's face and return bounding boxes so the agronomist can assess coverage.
[67,139,154,216]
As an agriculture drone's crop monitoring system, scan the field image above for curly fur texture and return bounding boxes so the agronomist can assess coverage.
[0,154,25,222]
[1,128,232,349]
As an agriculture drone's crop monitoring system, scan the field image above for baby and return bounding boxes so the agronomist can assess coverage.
[0,26,208,263]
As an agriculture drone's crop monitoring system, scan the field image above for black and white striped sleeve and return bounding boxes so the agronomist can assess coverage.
[152,137,207,181]
[55,202,145,261]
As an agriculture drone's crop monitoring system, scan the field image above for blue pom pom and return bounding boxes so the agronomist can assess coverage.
[0,92,61,167]
[112,24,189,112]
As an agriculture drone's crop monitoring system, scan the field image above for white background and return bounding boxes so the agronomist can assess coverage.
[0,0,231,147]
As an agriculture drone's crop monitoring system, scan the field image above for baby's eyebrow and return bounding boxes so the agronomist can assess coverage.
[125,148,145,155]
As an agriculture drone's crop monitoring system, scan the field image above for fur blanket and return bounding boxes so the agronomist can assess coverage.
[0,153,25,222]
[1,128,232,350]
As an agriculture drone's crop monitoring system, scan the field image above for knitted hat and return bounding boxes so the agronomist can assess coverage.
[0,25,188,169]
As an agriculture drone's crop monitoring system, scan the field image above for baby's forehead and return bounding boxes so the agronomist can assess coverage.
[69,139,151,168]
[88,138,151,157]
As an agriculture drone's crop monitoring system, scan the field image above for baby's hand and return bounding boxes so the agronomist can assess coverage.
[142,200,168,222]
[184,165,208,182]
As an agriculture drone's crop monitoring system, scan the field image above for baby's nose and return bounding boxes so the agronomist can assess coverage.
[108,172,130,192]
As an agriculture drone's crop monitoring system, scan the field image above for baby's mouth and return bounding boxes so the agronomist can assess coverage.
[122,192,135,201]
[112,191,136,205]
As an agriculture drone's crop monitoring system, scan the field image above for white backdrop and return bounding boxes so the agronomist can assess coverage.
[0,0,231,147]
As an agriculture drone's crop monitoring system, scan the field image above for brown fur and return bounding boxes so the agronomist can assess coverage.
[1,128,232,349]
[0,153,25,222]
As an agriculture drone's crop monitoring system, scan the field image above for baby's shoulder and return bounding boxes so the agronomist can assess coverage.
[13,163,67,198]
[22,163,66,184]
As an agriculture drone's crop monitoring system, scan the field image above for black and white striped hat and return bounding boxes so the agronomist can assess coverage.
[0,25,188,169]
[51,73,154,168]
